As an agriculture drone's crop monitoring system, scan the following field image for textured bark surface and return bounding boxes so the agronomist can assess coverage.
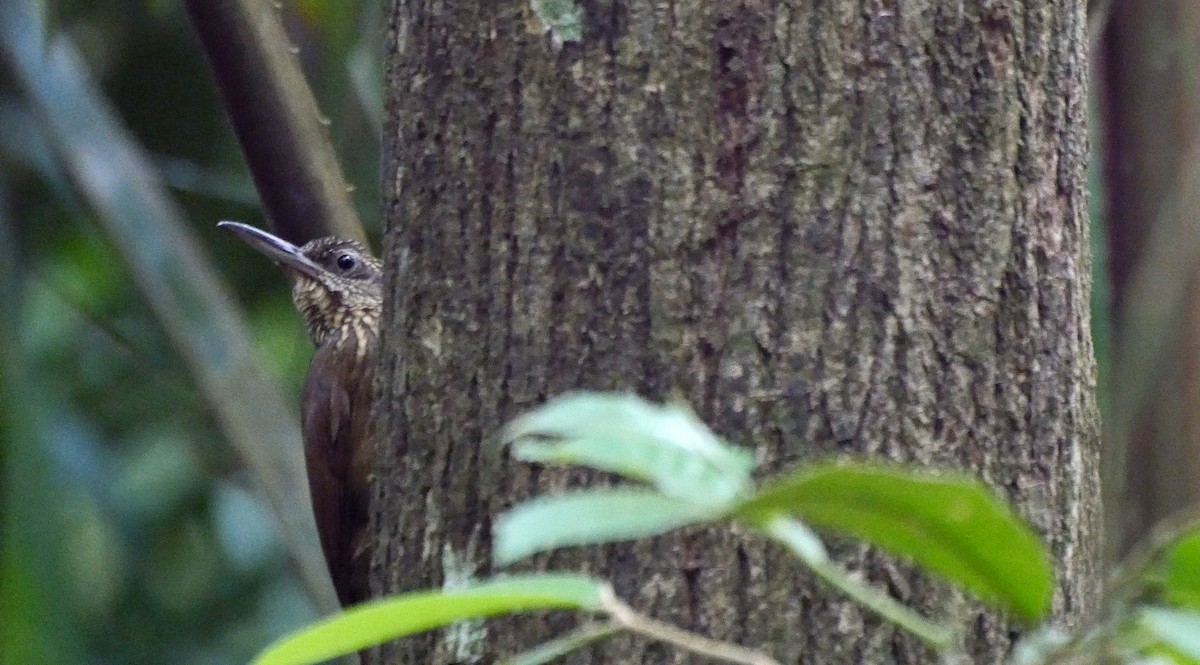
[372,1,1102,663]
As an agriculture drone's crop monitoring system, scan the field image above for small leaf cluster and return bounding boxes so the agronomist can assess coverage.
[1009,518,1200,664]
[252,393,1200,665]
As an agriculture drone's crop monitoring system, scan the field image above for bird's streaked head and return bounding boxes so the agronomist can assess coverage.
[218,222,382,346]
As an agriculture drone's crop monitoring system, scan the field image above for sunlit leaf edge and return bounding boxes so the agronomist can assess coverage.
[494,489,724,565]
[504,392,754,503]
[252,574,607,665]
[513,437,751,505]
[1140,606,1200,661]
[504,393,754,471]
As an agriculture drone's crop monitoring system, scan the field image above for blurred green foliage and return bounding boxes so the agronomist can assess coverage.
[0,1,380,662]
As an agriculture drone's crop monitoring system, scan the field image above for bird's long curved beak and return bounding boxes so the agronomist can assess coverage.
[217,221,323,280]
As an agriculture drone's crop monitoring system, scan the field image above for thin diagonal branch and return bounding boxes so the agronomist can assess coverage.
[602,594,782,665]
[184,0,367,245]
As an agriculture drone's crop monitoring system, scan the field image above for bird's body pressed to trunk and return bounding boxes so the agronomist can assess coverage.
[219,222,381,607]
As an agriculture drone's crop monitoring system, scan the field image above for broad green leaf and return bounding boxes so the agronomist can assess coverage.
[737,462,1053,622]
[1165,527,1200,611]
[252,575,607,665]
[505,393,754,505]
[1140,607,1200,661]
[495,489,722,565]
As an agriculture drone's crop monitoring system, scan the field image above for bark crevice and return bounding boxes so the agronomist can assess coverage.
[373,2,1101,663]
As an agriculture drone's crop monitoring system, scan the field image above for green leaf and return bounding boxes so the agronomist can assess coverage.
[252,575,607,665]
[736,462,1053,622]
[1140,607,1200,661]
[495,489,722,565]
[505,392,755,505]
[1165,527,1200,611]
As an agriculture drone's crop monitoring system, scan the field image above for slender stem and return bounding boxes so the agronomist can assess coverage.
[1033,624,1112,665]
[602,594,782,665]
[1105,507,1200,609]
[498,622,622,665]
[764,516,955,650]
[1004,512,1200,665]
[1020,605,1142,665]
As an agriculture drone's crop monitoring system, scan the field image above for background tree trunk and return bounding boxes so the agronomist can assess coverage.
[372,1,1102,663]
[1097,2,1200,556]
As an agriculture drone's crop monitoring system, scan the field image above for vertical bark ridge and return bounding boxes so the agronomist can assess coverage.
[375,1,1100,663]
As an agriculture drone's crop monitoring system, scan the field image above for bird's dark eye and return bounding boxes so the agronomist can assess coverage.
[336,254,357,272]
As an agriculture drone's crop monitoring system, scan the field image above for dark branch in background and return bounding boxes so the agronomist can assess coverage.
[1088,0,1113,50]
[184,0,367,246]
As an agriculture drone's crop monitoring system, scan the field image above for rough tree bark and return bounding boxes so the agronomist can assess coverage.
[372,1,1102,663]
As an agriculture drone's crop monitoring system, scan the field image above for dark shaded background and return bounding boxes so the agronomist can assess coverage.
[1,1,379,662]
[2,0,1198,663]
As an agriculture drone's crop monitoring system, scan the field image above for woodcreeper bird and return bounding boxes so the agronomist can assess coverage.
[218,221,380,606]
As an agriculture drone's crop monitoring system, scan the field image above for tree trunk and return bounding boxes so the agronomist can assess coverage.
[372,2,1102,663]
